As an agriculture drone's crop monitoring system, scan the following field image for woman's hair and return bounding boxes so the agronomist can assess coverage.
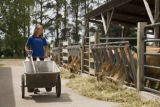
[33,24,43,38]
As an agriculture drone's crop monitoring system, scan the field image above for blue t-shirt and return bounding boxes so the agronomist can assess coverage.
[26,36,48,57]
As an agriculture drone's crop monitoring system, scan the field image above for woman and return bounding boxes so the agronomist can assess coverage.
[25,24,49,94]
[25,24,48,60]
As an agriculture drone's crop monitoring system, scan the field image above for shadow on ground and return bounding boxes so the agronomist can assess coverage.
[23,92,72,103]
[0,67,16,107]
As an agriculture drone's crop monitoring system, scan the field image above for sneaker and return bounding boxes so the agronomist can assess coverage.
[34,88,40,94]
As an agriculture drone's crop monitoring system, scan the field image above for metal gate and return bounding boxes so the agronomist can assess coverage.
[91,40,137,85]
[143,23,160,94]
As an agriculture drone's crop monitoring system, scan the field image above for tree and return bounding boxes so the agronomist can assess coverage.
[0,0,34,56]
[60,0,70,40]
[31,0,52,29]
[69,0,81,43]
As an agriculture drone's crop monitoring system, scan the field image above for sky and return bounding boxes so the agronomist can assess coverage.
[29,0,108,43]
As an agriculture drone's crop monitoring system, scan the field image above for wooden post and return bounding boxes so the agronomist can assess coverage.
[154,0,160,23]
[58,40,61,66]
[106,9,114,36]
[121,25,125,41]
[81,34,84,74]
[154,0,160,46]
[137,22,147,91]
[121,25,125,38]
[81,20,87,73]
[101,13,107,34]
[101,9,114,37]
[89,32,100,76]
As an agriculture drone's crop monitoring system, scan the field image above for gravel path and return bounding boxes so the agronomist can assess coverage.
[0,59,118,107]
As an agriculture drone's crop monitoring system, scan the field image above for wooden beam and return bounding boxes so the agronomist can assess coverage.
[101,13,107,34]
[101,8,114,39]
[85,0,132,19]
[88,19,102,24]
[137,22,147,91]
[105,9,114,36]
[106,9,114,36]
[143,0,154,24]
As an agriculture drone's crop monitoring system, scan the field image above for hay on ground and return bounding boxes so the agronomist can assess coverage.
[67,76,160,107]
[60,67,79,79]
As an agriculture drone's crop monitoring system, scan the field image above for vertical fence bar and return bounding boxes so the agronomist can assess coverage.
[114,48,120,65]
[127,48,137,84]
[120,48,130,83]
[108,48,115,65]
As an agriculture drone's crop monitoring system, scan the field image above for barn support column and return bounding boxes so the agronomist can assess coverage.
[81,19,89,73]
[137,22,147,91]
[154,0,160,46]
[143,0,160,46]
[58,39,62,66]
[81,20,86,73]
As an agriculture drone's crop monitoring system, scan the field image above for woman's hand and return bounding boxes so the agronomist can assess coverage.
[43,53,48,58]
[27,50,32,52]
[44,46,48,58]
[25,46,32,57]
[26,50,32,57]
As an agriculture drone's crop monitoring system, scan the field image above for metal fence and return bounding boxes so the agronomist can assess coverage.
[143,23,160,94]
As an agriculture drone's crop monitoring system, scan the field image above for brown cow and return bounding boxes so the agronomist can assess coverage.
[97,47,160,90]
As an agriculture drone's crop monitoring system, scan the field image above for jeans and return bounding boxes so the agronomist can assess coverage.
[33,57,44,61]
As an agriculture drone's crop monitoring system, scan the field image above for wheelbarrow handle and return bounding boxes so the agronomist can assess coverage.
[26,51,33,56]
[26,50,37,73]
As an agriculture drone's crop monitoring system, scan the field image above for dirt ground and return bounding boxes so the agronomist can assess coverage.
[0,59,24,67]
[0,59,118,107]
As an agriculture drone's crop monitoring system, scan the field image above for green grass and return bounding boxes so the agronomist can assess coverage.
[66,75,160,107]
[0,59,3,66]
[0,56,25,59]
[0,64,4,66]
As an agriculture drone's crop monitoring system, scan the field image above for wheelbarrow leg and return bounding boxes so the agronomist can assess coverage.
[45,87,52,92]
[56,74,61,97]
[21,74,25,98]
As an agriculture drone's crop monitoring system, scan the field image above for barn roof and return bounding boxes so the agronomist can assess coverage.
[85,0,155,26]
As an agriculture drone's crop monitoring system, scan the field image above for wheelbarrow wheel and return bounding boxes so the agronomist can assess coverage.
[56,74,61,97]
[21,74,25,98]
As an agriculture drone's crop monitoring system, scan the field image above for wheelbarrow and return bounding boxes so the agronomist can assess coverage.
[21,57,61,98]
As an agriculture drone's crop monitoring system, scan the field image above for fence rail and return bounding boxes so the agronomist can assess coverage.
[143,22,160,94]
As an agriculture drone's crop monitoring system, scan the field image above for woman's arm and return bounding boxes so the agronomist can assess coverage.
[25,46,32,52]
[25,46,32,57]
[25,37,32,52]
[25,46,29,52]
[44,46,48,58]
